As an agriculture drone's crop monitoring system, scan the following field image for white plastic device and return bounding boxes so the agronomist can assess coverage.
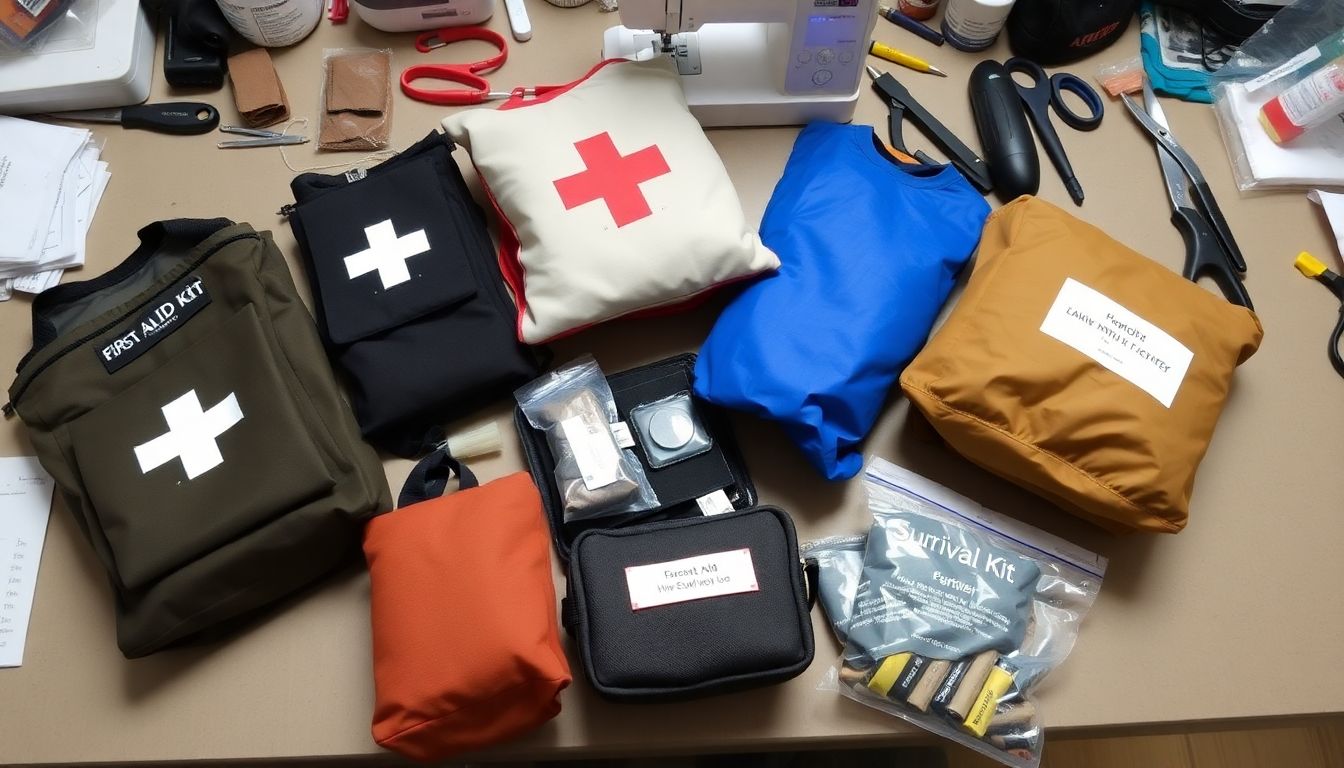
[602,0,879,127]
[504,0,532,41]
[0,0,154,114]
[351,0,493,32]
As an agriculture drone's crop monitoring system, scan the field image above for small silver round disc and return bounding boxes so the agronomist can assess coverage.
[648,408,695,450]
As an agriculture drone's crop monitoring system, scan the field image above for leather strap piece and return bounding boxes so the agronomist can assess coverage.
[398,446,480,508]
[227,48,291,128]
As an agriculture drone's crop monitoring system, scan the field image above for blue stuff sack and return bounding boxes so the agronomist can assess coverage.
[693,122,990,480]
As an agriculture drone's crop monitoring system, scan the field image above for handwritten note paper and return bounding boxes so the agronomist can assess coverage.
[0,456,54,668]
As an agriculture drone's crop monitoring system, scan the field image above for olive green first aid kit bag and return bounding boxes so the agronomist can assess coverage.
[7,219,391,657]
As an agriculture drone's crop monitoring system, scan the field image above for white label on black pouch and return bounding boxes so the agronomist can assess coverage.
[559,415,621,490]
[1039,278,1193,408]
[625,548,759,610]
[696,489,734,516]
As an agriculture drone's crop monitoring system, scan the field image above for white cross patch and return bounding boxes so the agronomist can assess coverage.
[133,390,244,481]
[343,219,431,290]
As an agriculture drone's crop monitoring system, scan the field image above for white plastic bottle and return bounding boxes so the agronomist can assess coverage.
[215,0,323,47]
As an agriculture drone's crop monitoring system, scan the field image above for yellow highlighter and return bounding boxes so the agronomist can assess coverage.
[869,41,947,77]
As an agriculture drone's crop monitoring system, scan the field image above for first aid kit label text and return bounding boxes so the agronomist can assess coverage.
[625,548,759,611]
[1039,278,1193,407]
[99,275,212,375]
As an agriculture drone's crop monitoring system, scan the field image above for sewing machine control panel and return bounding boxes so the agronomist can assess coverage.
[785,0,872,94]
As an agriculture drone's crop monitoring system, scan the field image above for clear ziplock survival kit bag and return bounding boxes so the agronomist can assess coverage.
[834,459,1107,767]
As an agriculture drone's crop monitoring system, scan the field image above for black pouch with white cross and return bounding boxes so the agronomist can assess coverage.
[6,218,391,658]
[287,132,539,457]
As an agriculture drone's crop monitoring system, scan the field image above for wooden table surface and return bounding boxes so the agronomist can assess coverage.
[1,6,1342,765]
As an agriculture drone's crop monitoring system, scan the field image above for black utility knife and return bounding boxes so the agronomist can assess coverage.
[45,102,221,135]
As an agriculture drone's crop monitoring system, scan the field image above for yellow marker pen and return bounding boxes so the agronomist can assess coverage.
[868,41,948,77]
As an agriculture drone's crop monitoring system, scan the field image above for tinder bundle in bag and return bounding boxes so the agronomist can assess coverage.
[901,196,1262,532]
[7,219,390,657]
[363,451,571,762]
[442,58,779,344]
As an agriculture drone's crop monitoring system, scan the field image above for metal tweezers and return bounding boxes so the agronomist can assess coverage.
[217,125,309,149]
[1121,79,1251,308]
[866,65,993,193]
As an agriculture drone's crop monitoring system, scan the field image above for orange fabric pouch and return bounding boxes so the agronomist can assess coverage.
[362,450,571,762]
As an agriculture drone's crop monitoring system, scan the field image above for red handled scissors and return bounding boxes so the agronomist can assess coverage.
[401,27,533,106]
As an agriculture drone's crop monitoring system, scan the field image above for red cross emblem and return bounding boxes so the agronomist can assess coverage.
[552,132,671,228]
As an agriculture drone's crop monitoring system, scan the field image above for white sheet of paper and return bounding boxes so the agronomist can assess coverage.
[1223,82,1344,188]
[1308,190,1344,268]
[0,146,108,287]
[0,117,89,266]
[13,269,63,294]
[0,456,55,668]
[0,279,12,302]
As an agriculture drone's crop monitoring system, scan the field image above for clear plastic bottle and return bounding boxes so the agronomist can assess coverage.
[1259,55,1344,144]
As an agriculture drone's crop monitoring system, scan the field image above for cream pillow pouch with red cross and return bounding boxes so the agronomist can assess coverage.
[442,58,780,344]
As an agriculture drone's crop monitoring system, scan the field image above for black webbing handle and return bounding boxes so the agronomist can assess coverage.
[397,445,480,508]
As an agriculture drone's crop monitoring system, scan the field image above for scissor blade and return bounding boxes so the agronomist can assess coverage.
[1122,88,1247,273]
[45,108,122,124]
[1141,79,1170,130]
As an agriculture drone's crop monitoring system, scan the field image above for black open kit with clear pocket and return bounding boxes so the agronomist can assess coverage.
[562,506,814,701]
[515,353,758,560]
[517,354,813,700]
[287,131,538,457]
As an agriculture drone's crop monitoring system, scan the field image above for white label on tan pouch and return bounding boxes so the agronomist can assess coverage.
[559,416,621,491]
[1039,278,1194,408]
[625,548,759,611]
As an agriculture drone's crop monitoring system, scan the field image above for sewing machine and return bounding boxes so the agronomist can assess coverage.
[602,0,879,127]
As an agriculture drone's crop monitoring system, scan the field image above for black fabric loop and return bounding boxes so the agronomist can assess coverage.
[398,446,480,508]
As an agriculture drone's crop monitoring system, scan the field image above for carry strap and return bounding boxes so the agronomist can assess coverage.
[397,445,480,508]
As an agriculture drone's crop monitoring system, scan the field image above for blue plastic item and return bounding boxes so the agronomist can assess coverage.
[693,122,990,480]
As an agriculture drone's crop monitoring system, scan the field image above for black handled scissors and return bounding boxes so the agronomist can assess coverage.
[1003,57,1104,206]
[1294,252,1344,379]
[44,102,220,135]
[1122,79,1252,309]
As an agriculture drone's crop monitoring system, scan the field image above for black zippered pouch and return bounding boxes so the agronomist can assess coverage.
[288,131,539,457]
[514,353,757,560]
[561,506,814,701]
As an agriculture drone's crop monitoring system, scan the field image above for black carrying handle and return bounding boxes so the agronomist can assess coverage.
[398,445,480,508]
[121,103,221,135]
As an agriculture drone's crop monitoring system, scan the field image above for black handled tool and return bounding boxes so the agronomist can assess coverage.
[1003,57,1103,206]
[969,60,1039,202]
[1121,89,1246,274]
[45,103,221,135]
[1293,252,1344,379]
[867,65,993,193]
[1125,79,1251,309]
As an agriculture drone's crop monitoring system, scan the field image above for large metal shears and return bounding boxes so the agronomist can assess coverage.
[400,27,537,105]
[1122,78,1252,309]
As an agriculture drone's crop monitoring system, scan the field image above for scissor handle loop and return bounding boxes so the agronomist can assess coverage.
[1050,73,1105,131]
[414,26,509,69]
[400,66,493,105]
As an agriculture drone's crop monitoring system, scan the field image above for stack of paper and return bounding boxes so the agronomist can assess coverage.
[0,116,111,301]
[1216,81,1344,190]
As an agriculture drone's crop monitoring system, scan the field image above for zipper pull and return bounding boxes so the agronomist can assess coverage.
[2,402,15,418]
[277,203,296,218]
